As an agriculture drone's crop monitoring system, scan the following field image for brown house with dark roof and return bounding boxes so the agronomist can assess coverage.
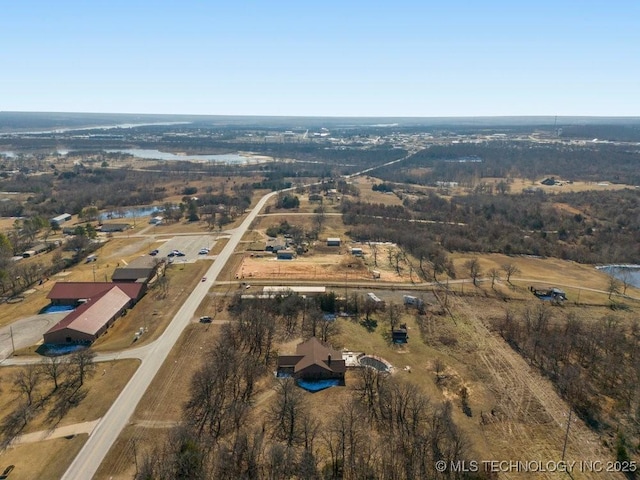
[277,337,346,381]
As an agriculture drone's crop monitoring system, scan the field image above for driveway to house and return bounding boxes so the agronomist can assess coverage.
[61,189,279,480]
[0,312,67,361]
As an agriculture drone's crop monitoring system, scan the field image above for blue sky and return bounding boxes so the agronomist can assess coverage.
[1,1,638,117]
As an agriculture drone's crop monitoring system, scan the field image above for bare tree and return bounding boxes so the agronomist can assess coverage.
[13,364,42,406]
[69,348,97,387]
[386,302,401,331]
[434,358,446,384]
[41,355,67,391]
[488,268,500,289]
[313,204,326,233]
[268,378,307,447]
[0,402,33,448]
[607,276,621,300]
[501,263,520,284]
[464,258,481,286]
[620,269,632,296]
[369,242,379,267]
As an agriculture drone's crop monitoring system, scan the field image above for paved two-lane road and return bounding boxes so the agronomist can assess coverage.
[61,190,278,480]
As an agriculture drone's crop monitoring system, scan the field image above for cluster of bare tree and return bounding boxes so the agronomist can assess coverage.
[228,294,340,342]
[376,142,640,186]
[496,306,640,450]
[138,311,481,480]
[0,349,96,448]
[342,186,640,265]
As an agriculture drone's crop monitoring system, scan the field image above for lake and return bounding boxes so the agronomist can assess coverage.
[99,206,162,220]
[597,265,640,289]
[105,149,259,163]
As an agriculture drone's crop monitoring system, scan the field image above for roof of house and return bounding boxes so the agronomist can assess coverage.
[99,223,131,231]
[111,268,154,282]
[47,282,144,301]
[278,337,346,375]
[45,286,131,336]
[127,256,159,269]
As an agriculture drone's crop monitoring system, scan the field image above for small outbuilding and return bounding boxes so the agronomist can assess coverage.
[99,223,131,233]
[51,213,72,227]
[392,323,409,344]
[326,237,341,247]
[403,295,424,308]
[276,249,295,260]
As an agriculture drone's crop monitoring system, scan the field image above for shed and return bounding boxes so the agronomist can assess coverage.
[403,295,424,308]
[326,237,341,247]
[351,247,363,256]
[51,213,72,226]
[392,325,408,344]
[367,292,383,304]
[276,249,295,260]
[99,223,131,233]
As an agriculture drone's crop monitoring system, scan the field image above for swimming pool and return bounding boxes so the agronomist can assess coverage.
[41,304,76,314]
[296,378,341,392]
[359,355,393,372]
[38,343,89,357]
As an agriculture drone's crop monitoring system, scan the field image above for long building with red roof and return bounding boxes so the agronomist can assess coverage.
[43,282,145,344]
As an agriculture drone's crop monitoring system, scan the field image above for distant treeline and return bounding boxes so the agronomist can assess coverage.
[375,143,640,186]
[343,188,640,265]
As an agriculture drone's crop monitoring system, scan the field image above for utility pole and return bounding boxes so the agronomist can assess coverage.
[562,409,572,461]
[10,326,15,354]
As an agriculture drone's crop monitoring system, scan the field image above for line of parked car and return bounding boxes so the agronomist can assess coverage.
[150,246,210,257]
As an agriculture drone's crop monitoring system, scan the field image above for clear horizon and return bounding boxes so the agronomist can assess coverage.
[2,1,639,117]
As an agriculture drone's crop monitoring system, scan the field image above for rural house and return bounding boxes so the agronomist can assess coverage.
[277,337,346,382]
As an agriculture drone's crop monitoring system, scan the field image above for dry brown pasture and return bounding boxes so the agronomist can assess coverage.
[352,176,405,206]
[450,253,640,305]
[0,434,86,480]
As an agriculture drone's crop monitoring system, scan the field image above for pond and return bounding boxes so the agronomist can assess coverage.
[597,265,640,289]
[105,149,261,164]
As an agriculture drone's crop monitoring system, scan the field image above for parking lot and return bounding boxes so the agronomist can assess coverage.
[149,234,219,263]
